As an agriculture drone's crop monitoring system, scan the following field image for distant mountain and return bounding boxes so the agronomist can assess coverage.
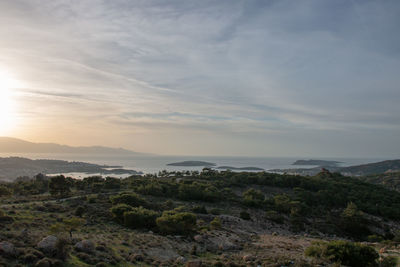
[0,137,145,155]
[292,159,342,167]
[339,159,400,176]
[271,159,400,177]
[167,161,216,167]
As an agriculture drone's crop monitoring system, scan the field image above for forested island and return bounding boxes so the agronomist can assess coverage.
[167,161,216,167]
[0,157,142,181]
[292,159,342,166]
[216,166,264,171]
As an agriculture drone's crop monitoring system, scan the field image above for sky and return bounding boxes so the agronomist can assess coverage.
[0,0,399,157]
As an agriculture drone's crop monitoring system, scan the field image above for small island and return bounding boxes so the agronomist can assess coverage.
[216,166,264,171]
[167,161,216,167]
[292,159,342,167]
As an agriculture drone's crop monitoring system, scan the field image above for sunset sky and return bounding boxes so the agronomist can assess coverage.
[0,0,399,157]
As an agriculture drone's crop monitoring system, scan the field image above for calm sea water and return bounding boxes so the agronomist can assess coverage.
[0,153,388,178]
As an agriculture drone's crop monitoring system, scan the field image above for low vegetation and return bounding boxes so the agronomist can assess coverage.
[0,169,399,266]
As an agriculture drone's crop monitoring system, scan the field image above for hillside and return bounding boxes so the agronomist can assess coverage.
[0,137,145,155]
[0,157,141,181]
[339,159,400,176]
[0,170,399,266]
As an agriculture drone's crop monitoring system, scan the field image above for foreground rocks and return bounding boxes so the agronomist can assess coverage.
[74,239,95,254]
[37,235,58,254]
[0,241,16,257]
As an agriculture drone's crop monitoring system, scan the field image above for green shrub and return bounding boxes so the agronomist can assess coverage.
[273,194,291,213]
[209,208,221,215]
[265,210,284,224]
[123,207,159,229]
[110,204,133,223]
[381,256,398,267]
[156,211,196,235]
[305,240,379,267]
[242,188,265,207]
[240,211,251,220]
[178,182,220,202]
[192,205,208,214]
[210,217,222,229]
[75,206,86,217]
[367,235,383,243]
[110,192,146,207]
[0,185,11,196]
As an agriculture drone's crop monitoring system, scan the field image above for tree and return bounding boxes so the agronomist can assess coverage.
[156,211,196,235]
[49,175,71,197]
[0,185,11,197]
[51,217,85,239]
[340,202,370,239]
[242,188,265,207]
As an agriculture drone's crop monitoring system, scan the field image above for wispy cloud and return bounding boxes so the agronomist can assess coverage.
[1,0,399,157]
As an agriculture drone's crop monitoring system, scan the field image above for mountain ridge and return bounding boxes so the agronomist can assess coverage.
[0,137,147,155]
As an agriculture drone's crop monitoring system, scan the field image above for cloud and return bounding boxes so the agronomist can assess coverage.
[1,0,400,157]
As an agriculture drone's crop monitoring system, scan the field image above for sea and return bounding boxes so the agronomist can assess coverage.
[0,153,388,179]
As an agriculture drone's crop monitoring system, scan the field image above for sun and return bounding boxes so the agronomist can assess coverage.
[0,70,20,133]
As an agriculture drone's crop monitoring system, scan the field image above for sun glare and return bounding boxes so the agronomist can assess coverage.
[0,69,20,133]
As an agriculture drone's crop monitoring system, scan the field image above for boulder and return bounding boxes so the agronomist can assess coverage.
[74,239,95,254]
[35,257,52,267]
[186,261,202,267]
[0,241,16,257]
[194,234,204,243]
[242,254,255,262]
[37,235,58,254]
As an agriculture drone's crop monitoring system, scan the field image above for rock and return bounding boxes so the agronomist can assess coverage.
[186,261,202,267]
[129,253,144,262]
[242,254,255,262]
[0,241,16,257]
[37,235,58,254]
[74,239,95,254]
[175,256,186,264]
[194,235,204,243]
[35,257,52,267]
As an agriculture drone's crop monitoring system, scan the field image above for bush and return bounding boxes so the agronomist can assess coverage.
[305,240,379,267]
[0,185,11,196]
[381,256,398,267]
[209,208,221,215]
[367,235,383,243]
[192,205,208,214]
[156,211,196,235]
[240,211,251,220]
[110,204,133,223]
[242,188,265,207]
[123,207,159,229]
[110,192,146,207]
[75,206,86,217]
[210,217,222,229]
[265,210,284,224]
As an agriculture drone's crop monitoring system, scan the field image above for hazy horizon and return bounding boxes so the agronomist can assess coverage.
[1,1,400,158]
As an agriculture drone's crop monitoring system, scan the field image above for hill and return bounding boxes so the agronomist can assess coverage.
[0,169,399,266]
[0,137,145,155]
[339,159,400,176]
[167,161,216,167]
[292,159,342,167]
[0,157,141,181]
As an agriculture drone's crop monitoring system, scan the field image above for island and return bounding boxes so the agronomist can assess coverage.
[0,157,142,181]
[216,166,264,171]
[292,159,342,167]
[167,161,216,167]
